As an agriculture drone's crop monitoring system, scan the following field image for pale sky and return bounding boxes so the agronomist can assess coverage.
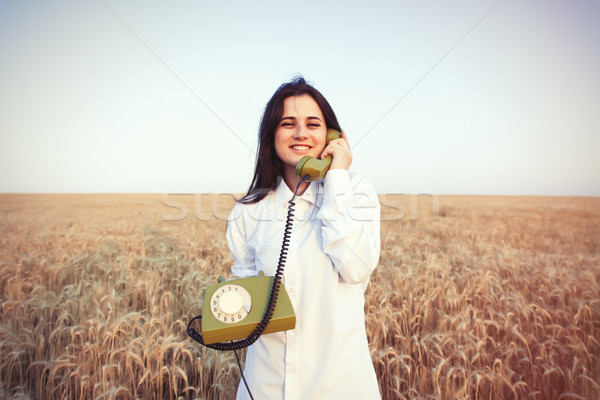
[1,0,599,195]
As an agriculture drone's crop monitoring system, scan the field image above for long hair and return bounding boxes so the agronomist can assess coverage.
[240,76,342,204]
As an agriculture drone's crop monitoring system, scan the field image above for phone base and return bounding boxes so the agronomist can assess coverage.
[201,275,296,345]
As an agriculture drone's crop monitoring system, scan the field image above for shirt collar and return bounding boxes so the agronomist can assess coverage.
[274,177,324,210]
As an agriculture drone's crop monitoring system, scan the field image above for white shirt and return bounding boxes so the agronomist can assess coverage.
[226,169,381,400]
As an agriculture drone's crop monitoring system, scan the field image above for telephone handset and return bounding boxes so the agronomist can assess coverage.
[295,129,342,181]
[187,129,341,350]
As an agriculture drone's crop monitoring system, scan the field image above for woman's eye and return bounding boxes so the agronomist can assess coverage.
[307,123,321,128]
[280,122,294,127]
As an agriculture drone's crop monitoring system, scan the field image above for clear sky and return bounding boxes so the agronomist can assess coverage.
[1,0,599,195]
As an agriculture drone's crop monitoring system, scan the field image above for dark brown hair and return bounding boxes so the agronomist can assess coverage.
[240,76,342,204]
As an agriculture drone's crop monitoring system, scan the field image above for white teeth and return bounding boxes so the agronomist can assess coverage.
[292,145,310,150]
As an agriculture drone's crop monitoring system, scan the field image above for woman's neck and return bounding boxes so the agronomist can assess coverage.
[282,166,310,195]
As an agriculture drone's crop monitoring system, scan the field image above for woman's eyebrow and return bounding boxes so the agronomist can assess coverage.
[280,116,323,122]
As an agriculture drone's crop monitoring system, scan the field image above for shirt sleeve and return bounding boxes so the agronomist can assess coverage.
[226,203,259,278]
[317,170,381,285]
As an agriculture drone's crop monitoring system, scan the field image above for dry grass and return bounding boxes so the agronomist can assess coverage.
[1,193,598,399]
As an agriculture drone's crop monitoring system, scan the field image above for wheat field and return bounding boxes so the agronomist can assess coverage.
[0,193,598,399]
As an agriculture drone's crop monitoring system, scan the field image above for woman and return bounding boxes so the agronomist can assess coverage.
[227,76,381,399]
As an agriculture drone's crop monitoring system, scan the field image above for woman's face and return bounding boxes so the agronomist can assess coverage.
[274,94,327,174]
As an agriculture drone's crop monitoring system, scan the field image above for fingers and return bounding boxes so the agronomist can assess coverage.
[321,131,349,157]
[320,138,346,158]
[321,130,353,170]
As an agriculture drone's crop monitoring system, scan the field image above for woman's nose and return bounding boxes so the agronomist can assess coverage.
[293,126,309,139]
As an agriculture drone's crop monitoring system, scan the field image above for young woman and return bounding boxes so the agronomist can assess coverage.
[227,76,381,399]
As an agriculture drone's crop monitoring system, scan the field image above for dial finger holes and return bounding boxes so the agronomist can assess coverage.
[210,284,252,324]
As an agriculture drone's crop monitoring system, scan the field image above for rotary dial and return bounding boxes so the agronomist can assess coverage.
[210,284,252,324]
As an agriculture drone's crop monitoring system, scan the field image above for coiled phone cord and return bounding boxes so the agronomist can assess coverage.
[187,175,310,351]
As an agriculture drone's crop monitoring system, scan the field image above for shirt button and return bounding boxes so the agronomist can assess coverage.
[287,366,294,373]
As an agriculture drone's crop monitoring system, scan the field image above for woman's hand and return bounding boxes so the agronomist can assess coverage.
[320,130,353,170]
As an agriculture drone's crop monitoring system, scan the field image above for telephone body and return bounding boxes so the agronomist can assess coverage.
[200,272,296,344]
[192,129,342,347]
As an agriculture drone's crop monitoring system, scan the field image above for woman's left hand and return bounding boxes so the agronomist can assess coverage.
[321,130,353,170]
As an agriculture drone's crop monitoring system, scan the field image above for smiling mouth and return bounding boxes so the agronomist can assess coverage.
[290,145,312,151]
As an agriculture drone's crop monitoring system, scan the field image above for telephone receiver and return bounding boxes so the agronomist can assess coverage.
[295,129,342,181]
